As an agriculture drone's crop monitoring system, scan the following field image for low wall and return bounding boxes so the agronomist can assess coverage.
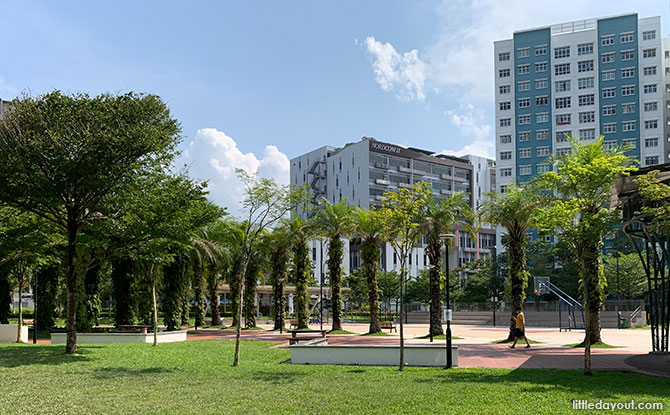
[0,324,28,343]
[291,340,458,367]
[51,330,188,345]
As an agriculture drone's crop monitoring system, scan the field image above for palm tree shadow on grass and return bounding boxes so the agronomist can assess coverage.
[0,344,94,367]
[413,369,670,399]
[92,366,176,380]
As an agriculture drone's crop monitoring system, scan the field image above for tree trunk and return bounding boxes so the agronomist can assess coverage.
[398,259,406,371]
[271,249,287,331]
[362,240,381,334]
[152,265,158,347]
[427,235,443,337]
[581,239,603,346]
[328,236,344,331]
[65,219,79,355]
[506,225,529,341]
[0,266,11,324]
[243,260,258,328]
[233,258,249,367]
[16,275,23,343]
[294,239,310,329]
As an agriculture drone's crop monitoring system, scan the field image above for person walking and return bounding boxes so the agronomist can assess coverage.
[509,307,530,348]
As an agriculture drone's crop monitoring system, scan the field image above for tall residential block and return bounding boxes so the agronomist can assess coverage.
[495,13,669,193]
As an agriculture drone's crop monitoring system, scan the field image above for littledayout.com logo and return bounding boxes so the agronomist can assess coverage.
[573,399,664,411]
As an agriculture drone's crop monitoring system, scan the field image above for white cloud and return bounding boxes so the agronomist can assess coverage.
[364,36,426,102]
[183,128,290,217]
[441,105,494,159]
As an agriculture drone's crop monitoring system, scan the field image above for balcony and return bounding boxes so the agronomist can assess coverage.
[398,166,424,175]
[375,179,391,186]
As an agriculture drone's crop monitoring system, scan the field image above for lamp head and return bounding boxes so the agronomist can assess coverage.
[439,233,456,241]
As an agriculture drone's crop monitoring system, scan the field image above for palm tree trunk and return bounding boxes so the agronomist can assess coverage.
[328,236,344,331]
[427,235,443,337]
[507,225,529,341]
[233,257,249,366]
[363,241,381,334]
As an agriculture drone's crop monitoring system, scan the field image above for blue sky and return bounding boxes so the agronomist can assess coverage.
[0,1,668,215]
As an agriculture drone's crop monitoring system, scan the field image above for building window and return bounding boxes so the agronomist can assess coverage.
[644,84,657,94]
[644,102,658,112]
[555,97,571,109]
[603,140,617,150]
[603,123,616,133]
[499,102,511,110]
[620,32,634,43]
[499,134,512,144]
[555,114,571,125]
[537,146,550,157]
[621,67,635,78]
[578,60,594,72]
[500,185,508,193]
[500,151,512,160]
[602,88,616,98]
[577,43,593,56]
[536,113,549,123]
[644,120,658,129]
[555,63,570,75]
[535,79,548,89]
[556,148,572,156]
[601,35,615,46]
[518,64,530,75]
[533,62,547,73]
[645,137,659,147]
[643,30,656,40]
[601,53,615,64]
[517,81,530,92]
[602,70,615,81]
[578,77,594,90]
[499,85,510,94]
[537,164,551,173]
[623,139,637,148]
[500,168,512,177]
[555,80,570,92]
[555,130,571,142]
[536,130,549,140]
[518,98,530,108]
[622,121,636,132]
[622,85,635,96]
[645,156,659,165]
[554,46,570,59]
[535,96,548,106]
[643,66,657,76]
[535,45,547,55]
[518,114,531,125]
[519,149,531,158]
[603,105,616,116]
[499,69,510,78]
[578,94,594,107]
[517,47,530,58]
[518,131,531,142]
[643,48,657,58]
[622,103,636,114]
[499,52,510,61]
[500,118,511,127]
[519,165,532,175]
[621,50,635,61]
[579,128,596,140]
[579,111,595,123]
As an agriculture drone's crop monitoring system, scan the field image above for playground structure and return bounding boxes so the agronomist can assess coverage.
[614,164,670,354]
[535,277,585,331]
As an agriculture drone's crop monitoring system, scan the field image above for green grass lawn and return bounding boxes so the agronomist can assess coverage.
[1,341,668,414]
[563,341,621,349]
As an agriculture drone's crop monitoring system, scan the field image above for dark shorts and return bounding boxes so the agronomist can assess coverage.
[514,328,525,338]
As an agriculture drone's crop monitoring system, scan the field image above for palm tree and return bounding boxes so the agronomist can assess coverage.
[265,226,292,331]
[422,193,475,338]
[480,183,540,341]
[189,222,226,329]
[314,199,355,332]
[352,208,384,334]
[285,216,316,329]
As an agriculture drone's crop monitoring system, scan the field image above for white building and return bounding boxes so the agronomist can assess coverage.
[290,138,497,283]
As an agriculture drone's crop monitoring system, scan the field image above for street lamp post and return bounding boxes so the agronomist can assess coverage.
[440,233,455,369]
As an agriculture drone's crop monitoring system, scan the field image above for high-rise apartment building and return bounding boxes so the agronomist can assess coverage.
[290,138,496,282]
[495,13,669,193]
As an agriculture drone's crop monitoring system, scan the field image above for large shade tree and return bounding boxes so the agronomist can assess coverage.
[422,193,474,338]
[480,183,541,341]
[314,199,355,332]
[535,137,635,375]
[0,91,181,354]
